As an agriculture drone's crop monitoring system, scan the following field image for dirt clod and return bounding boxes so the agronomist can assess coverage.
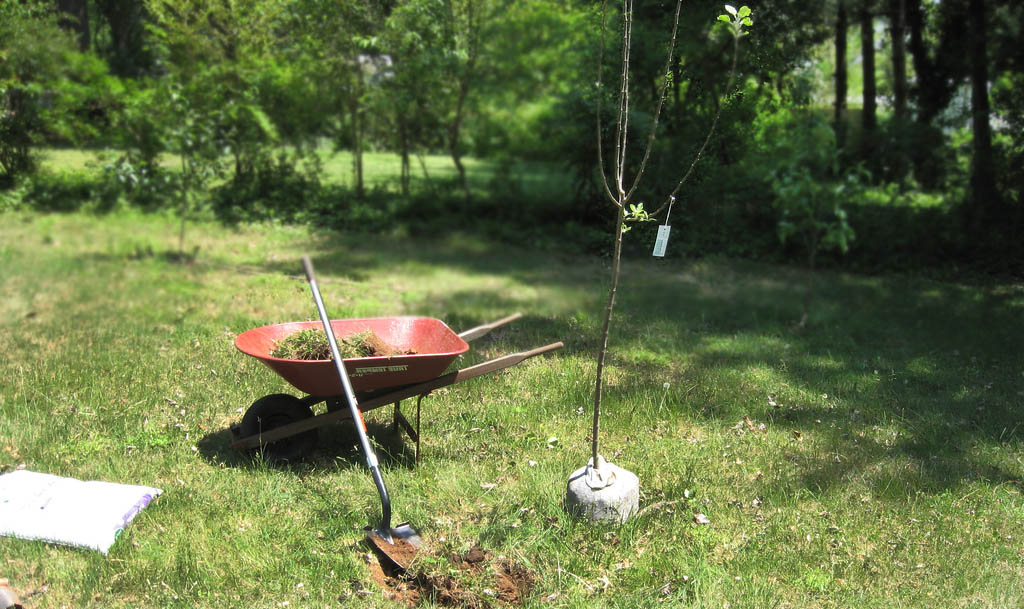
[464,546,487,564]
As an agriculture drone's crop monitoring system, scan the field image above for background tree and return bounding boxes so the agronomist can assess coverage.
[93,0,153,77]
[379,0,450,195]
[966,0,996,222]
[859,0,877,137]
[889,0,907,120]
[54,0,89,51]
[0,2,79,184]
[295,0,386,198]
[442,0,487,200]
[834,0,848,151]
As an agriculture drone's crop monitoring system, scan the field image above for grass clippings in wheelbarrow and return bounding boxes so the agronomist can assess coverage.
[270,328,417,360]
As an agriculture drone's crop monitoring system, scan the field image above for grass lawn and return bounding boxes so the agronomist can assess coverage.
[1,209,1022,608]
[36,147,574,203]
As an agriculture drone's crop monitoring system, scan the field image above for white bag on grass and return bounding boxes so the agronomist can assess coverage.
[0,470,162,554]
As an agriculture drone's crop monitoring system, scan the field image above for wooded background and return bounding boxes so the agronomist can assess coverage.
[2,0,1021,275]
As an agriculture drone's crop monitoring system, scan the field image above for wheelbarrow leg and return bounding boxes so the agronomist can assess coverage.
[392,399,402,434]
[415,394,424,463]
[390,396,425,463]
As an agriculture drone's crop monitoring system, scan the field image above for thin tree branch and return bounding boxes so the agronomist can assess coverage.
[649,33,740,218]
[610,0,626,200]
[595,0,618,206]
[625,0,683,202]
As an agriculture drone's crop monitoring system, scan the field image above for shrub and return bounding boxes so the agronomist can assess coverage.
[211,155,325,224]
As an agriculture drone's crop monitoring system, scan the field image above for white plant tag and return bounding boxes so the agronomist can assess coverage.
[652,224,671,257]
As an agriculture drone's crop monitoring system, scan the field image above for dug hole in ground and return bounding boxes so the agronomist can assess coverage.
[564,456,639,524]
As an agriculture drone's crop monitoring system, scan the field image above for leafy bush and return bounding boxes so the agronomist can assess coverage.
[0,85,43,186]
[211,155,325,224]
[20,170,113,212]
[0,177,29,211]
[98,154,175,210]
[43,51,127,147]
[0,2,72,185]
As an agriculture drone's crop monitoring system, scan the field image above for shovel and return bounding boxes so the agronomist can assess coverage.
[302,255,422,571]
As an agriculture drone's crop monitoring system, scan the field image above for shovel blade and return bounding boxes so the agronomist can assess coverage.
[365,523,421,572]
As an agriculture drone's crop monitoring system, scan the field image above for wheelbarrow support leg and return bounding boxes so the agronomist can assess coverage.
[416,394,425,463]
[392,400,402,434]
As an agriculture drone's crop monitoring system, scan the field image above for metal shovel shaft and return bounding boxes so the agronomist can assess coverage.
[301,256,392,532]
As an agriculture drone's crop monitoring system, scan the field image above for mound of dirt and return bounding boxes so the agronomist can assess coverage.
[359,330,417,357]
[363,544,535,608]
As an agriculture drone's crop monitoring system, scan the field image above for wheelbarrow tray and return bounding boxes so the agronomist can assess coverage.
[235,317,470,394]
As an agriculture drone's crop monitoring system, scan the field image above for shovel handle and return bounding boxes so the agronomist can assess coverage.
[302,255,390,530]
[302,255,316,283]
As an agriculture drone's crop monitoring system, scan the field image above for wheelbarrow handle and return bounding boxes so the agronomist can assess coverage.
[453,341,564,383]
[458,312,524,342]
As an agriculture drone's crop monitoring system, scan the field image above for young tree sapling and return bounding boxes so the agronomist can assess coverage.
[568,2,753,521]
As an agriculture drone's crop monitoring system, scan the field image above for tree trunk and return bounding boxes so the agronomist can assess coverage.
[860,1,877,134]
[888,0,910,180]
[96,0,150,77]
[351,97,364,198]
[446,0,478,201]
[889,0,908,120]
[448,57,473,200]
[834,0,849,151]
[967,0,996,215]
[399,117,410,196]
[906,0,929,105]
[56,0,90,51]
[592,205,626,467]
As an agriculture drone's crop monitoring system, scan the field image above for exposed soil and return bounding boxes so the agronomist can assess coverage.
[359,331,417,357]
[368,533,420,570]
[362,543,535,608]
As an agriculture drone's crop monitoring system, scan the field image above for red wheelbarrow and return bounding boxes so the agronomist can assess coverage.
[231,313,563,461]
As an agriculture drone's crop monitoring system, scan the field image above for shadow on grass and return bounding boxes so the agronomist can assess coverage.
[216,229,1024,502]
[196,416,418,473]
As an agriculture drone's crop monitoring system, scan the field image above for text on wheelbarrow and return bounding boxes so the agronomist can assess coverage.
[351,364,410,376]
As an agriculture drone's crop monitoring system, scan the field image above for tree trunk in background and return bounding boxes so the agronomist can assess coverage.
[967,0,996,215]
[859,1,876,134]
[56,0,90,51]
[448,75,471,200]
[351,97,365,198]
[95,0,151,77]
[904,0,944,188]
[834,0,849,151]
[399,117,411,196]
[889,0,907,120]
[906,0,929,105]
[889,0,910,181]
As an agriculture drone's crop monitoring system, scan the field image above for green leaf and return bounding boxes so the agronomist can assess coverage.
[725,4,737,16]
[738,5,751,18]
[743,17,753,26]
[717,14,731,23]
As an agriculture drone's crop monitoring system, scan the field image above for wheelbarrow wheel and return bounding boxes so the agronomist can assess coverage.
[240,394,317,463]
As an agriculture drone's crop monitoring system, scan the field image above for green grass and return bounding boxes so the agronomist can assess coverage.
[1,209,1022,608]
[37,146,574,203]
